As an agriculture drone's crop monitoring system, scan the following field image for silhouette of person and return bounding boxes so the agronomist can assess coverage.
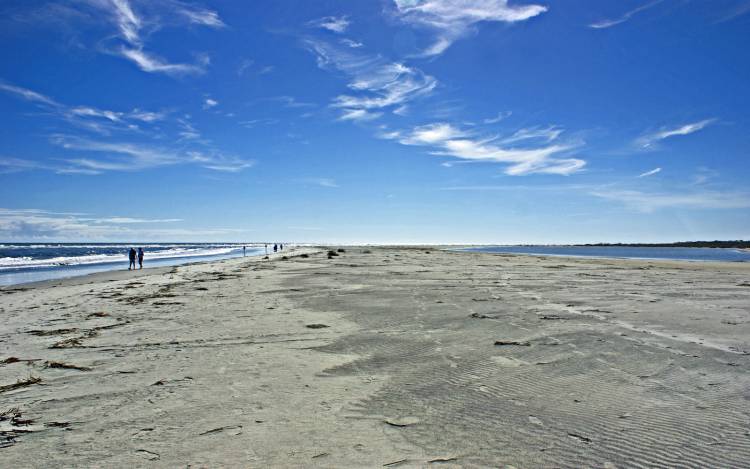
[243,245,246,257]
[273,244,278,253]
[128,248,136,270]
[138,248,144,269]
[280,243,283,251]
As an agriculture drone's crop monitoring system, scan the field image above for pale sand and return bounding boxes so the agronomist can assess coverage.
[1,247,749,467]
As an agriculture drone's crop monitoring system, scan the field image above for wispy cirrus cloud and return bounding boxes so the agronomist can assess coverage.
[0,208,243,241]
[298,178,339,188]
[0,81,166,135]
[637,167,661,178]
[389,122,585,175]
[305,39,437,121]
[589,0,664,29]
[590,189,750,212]
[49,135,254,173]
[636,118,716,149]
[483,111,512,124]
[392,0,547,56]
[310,15,350,33]
[78,0,224,76]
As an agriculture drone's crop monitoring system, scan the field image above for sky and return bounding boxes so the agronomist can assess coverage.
[0,0,749,244]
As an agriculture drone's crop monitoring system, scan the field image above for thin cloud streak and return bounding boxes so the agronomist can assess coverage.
[393,0,547,56]
[637,167,662,178]
[636,119,716,149]
[310,16,350,33]
[590,0,664,29]
[305,39,437,121]
[392,122,585,176]
[590,189,750,212]
[83,0,223,76]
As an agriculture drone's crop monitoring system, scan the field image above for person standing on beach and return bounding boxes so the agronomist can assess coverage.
[138,248,144,269]
[128,248,136,270]
[280,243,283,251]
[273,244,278,253]
[243,246,246,257]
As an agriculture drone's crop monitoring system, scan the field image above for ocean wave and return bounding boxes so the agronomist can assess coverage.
[0,246,246,270]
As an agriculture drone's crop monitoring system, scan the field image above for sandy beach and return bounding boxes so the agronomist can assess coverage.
[1,247,749,467]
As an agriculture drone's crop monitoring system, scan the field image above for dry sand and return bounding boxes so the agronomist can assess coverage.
[1,247,749,468]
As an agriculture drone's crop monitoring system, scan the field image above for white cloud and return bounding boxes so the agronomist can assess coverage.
[51,135,253,173]
[637,167,661,178]
[483,111,512,124]
[176,4,226,28]
[120,47,204,76]
[636,119,716,149]
[0,208,244,241]
[0,82,165,135]
[590,189,750,212]
[203,98,219,109]
[299,178,339,188]
[339,109,383,121]
[340,38,364,48]
[306,39,437,120]
[396,122,585,175]
[0,82,59,106]
[311,16,350,33]
[393,0,547,56]
[590,0,663,29]
[83,0,222,76]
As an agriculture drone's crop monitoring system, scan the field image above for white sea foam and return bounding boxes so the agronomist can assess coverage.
[0,247,246,270]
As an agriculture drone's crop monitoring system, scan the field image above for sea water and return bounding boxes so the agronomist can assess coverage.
[0,243,266,286]
[459,245,750,262]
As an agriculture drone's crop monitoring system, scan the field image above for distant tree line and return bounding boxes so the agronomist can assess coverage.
[577,241,750,249]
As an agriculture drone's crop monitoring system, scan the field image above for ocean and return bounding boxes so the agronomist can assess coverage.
[459,245,750,262]
[0,243,268,286]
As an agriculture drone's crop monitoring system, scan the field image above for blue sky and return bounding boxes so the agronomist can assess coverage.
[1,0,749,244]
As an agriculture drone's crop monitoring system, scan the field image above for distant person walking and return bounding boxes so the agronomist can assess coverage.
[138,248,144,269]
[243,245,246,257]
[128,248,136,270]
[273,244,278,253]
[265,244,268,255]
[280,243,283,251]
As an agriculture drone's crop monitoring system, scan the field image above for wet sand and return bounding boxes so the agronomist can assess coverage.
[1,247,749,467]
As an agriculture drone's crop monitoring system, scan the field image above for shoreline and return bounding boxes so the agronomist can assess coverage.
[1,247,749,466]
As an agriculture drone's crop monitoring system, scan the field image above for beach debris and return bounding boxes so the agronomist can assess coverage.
[199,425,242,436]
[383,458,408,466]
[362,249,372,254]
[44,361,92,371]
[469,312,494,319]
[300,253,310,258]
[539,315,567,320]
[1,357,20,365]
[50,337,84,348]
[136,449,160,460]
[0,376,42,393]
[312,452,330,459]
[0,408,37,448]
[27,327,79,336]
[528,416,543,426]
[494,340,531,347]
[87,311,109,318]
[428,456,458,463]
[306,324,330,329]
[152,380,166,386]
[45,421,71,428]
[385,416,420,427]
[568,432,592,443]
[337,248,346,253]
[327,250,339,258]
